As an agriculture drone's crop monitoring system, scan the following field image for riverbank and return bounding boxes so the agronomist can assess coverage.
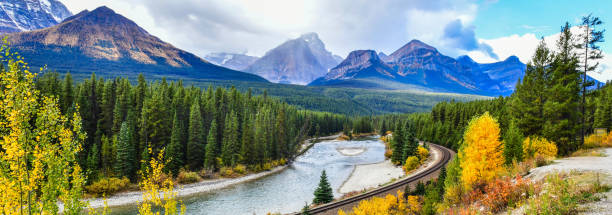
[88,133,342,209]
[338,142,441,194]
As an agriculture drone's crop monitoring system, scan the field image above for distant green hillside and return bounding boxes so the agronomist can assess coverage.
[43,72,489,115]
[151,78,489,115]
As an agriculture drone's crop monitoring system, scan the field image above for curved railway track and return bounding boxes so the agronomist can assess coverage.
[293,143,453,215]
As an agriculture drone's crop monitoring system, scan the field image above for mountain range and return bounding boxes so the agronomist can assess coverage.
[204,52,259,71]
[310,40,527,96]
[243,33,342,85]
[5,6,267,82]
[0,0,72,33]
[5,3,599,97]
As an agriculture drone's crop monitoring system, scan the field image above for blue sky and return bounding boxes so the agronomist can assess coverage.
[61,0,612,81]
[474,0,611,51]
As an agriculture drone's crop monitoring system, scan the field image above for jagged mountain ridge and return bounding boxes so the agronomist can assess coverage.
[0,0,72,33]
[6,6,267,82]
[310,40,526,96]
[243,32,341,85]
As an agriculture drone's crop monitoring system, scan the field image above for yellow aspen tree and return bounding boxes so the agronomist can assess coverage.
[138,148,185,215]
[522,136,557,159]
[459,112,504,190]
[0,39,86,214]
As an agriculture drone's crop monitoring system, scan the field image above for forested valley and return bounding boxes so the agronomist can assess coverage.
[34,72,347,184]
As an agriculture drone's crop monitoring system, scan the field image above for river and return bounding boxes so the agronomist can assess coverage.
[111,136,385,215]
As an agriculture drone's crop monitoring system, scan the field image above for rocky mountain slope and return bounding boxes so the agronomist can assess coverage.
[310,40,526,96]
[6,6,267,82]
[243,33,341,85]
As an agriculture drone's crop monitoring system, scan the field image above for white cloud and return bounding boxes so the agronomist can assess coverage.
[58,0,481,59]
[467,27,612,82]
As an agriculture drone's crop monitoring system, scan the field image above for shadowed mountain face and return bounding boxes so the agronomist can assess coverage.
[310,40,528,96]
[0,0,72,33]
[6,6,267,82]
[204,52,259,71]
[243,32,341,85]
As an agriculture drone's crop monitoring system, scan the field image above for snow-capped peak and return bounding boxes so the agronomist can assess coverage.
[0,0,72,33]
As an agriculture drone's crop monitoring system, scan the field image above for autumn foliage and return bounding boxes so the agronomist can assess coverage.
[0,40,86,214]
[403,156,420,173]
[584,131,612,148]
[138,149,185,215]
[338,191,420,215]
[417,146,429,162]
[522,136,557,159]
[467,175,537,213]
[459,112,504,190]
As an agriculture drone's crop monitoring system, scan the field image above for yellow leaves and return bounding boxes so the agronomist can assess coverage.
[417,146,429,162]
[584,131,612,148]
[138,148,185,215]
[460,112,504,190]
[402,146,429,174]
[0,43,85,214]
[522,136,557,159]
[339,191,419,215]
[403,156,420,174]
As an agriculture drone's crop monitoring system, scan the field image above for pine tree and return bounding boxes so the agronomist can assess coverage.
[313,170,333,204]
[187,102,205,170]
[391,123,405,164]
[115,122,135,179]
[140,88,171,155]
[61,72,74,114]
[544,23,582,155]
[510,39,550,137]
[221,111,240,166]
[204,119,218,170]
[402,129,418,161]
[503,121,524,164]
[112,80,131,133]
[576,15,605,146]
[166,111,184,176]
[100,135,115,173]
[87,142,100,178]
[240,115,255,165]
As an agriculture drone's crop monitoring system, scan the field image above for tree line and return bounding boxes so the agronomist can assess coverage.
[34,72,348,182]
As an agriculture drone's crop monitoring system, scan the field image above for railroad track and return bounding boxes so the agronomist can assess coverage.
[293,143,453,215]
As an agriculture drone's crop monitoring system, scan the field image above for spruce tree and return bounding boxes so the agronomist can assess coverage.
[115,122,135,179]
[510,39,550,137]
[240,115,255,165]
[313,170,333,204]
[204,119,218,170]
[86,142,100,179]
[166,111,184,176]
[391,123,405,164]
[544,23,582,155]
[402,129,418,160]
[100,135,115,173]
[576,15,605,146]
[187,102,205,170]
[61,72,74,114]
